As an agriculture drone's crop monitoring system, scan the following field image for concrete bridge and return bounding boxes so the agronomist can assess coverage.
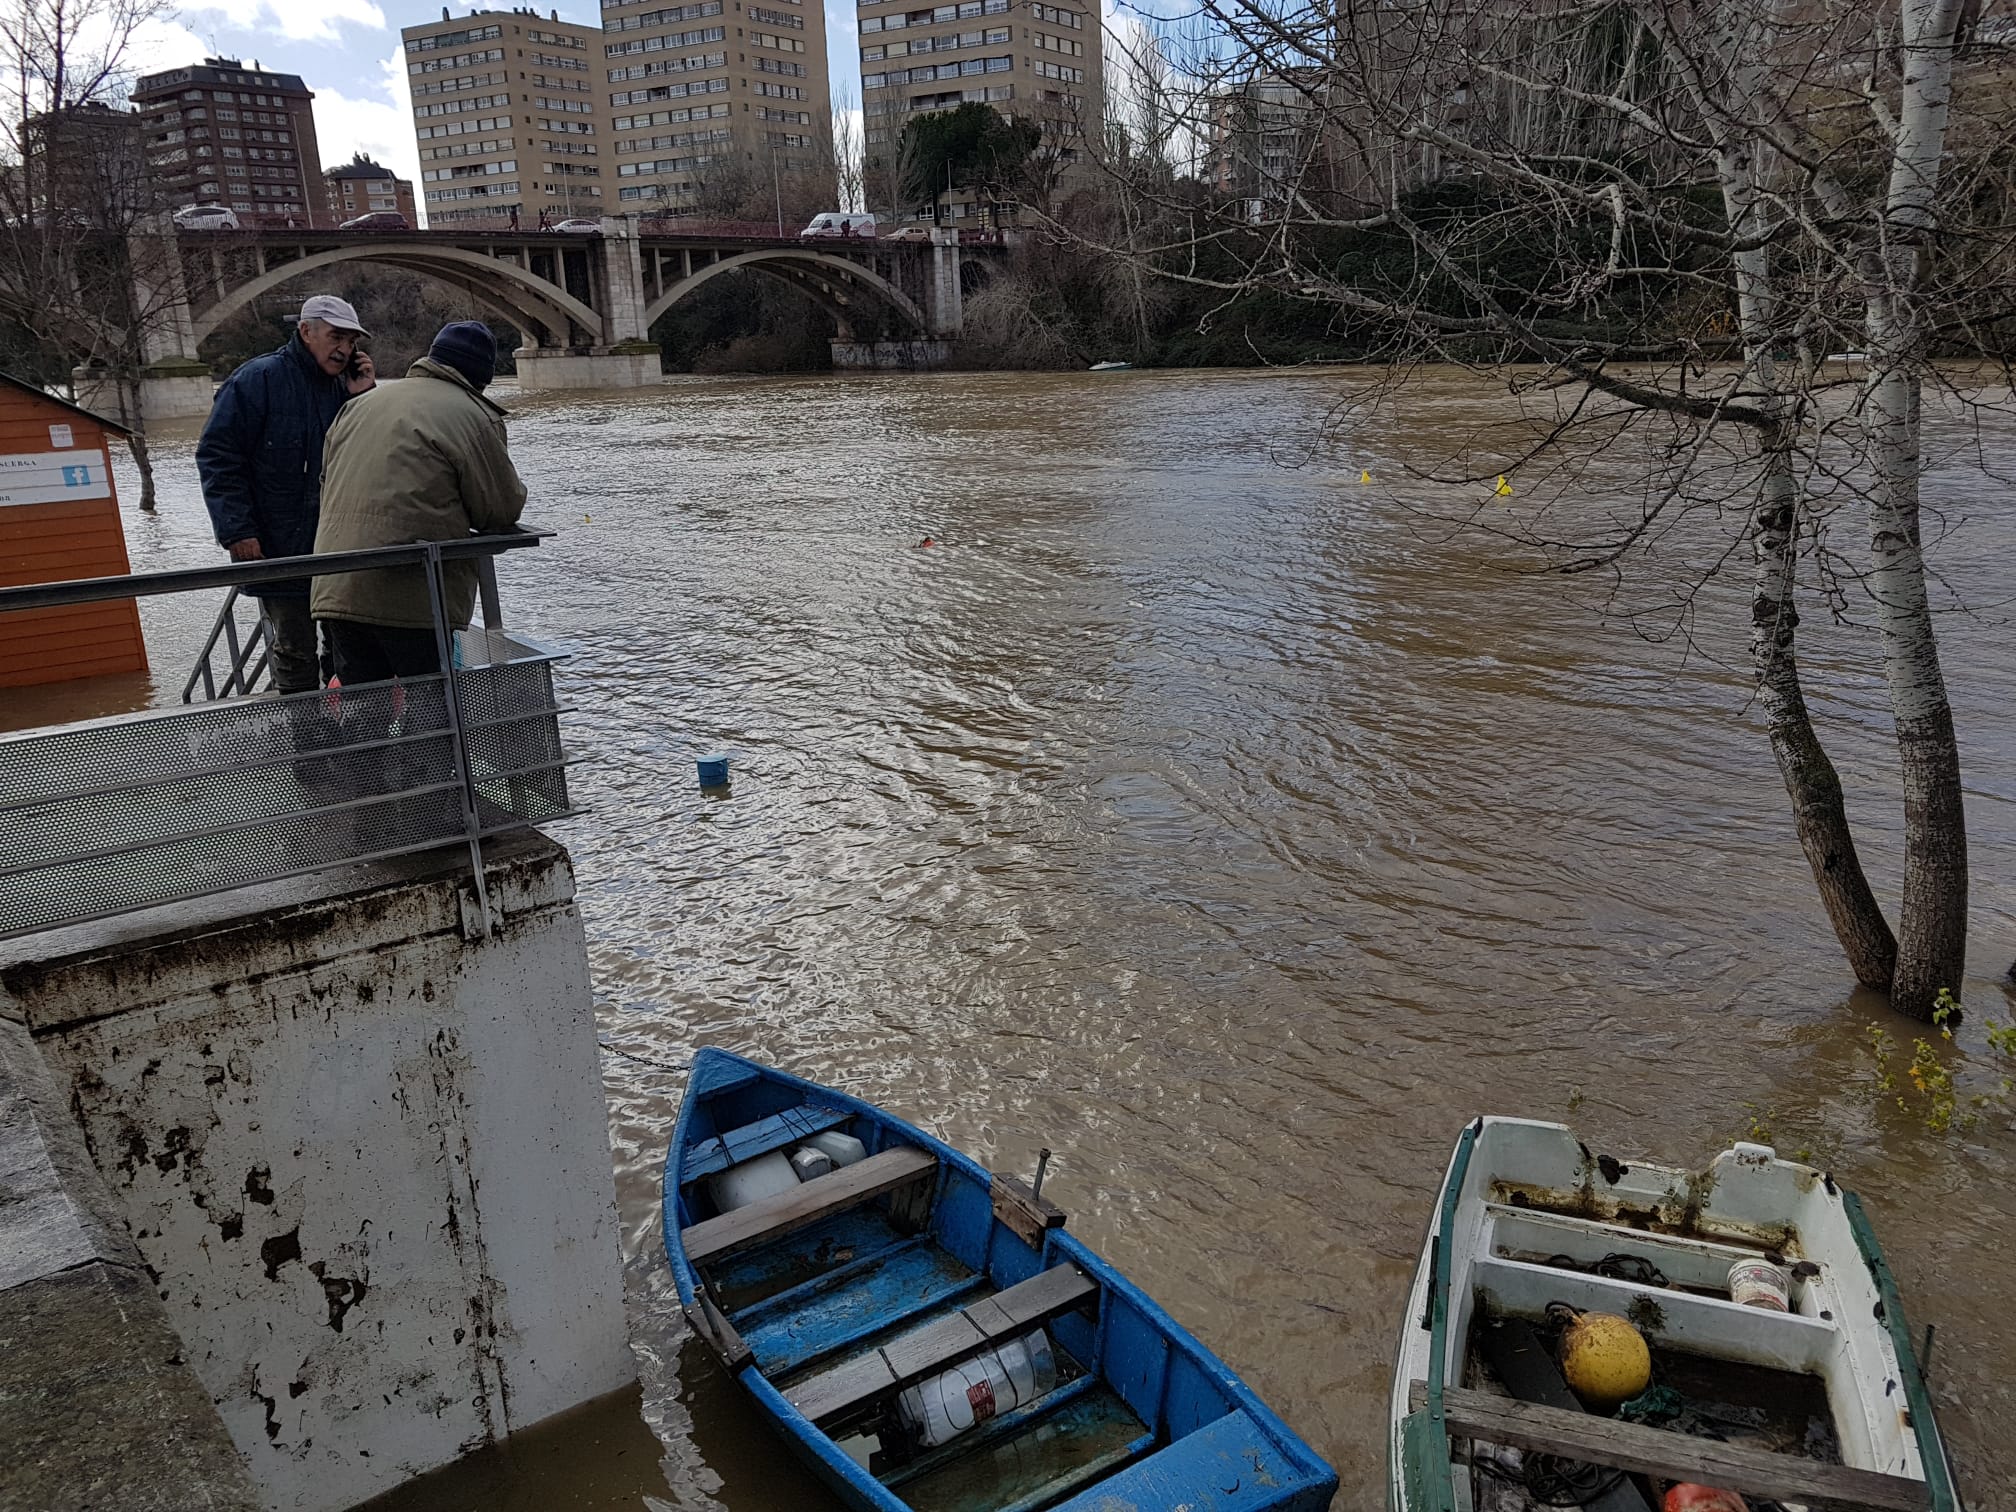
[118,217,977,416]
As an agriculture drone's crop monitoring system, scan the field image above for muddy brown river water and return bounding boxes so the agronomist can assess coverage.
[19,367,2015,1510]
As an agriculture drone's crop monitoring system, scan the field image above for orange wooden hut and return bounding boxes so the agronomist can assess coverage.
[0,373,148,688]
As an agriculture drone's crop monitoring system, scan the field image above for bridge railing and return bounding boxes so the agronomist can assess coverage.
[0,531,570,942]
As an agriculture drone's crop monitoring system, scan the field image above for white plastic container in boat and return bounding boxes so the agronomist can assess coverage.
[790,1146,835,1182]
[897,1328,1056,1448]
[707,1150,800,1213]
[804,1129,866,1168]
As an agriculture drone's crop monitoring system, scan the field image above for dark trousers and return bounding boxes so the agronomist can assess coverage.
[322,620,446,684]
[318,619,460,852]
[257,596,322,693]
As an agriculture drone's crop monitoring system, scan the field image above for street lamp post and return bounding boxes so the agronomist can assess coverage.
[769,142,783,235]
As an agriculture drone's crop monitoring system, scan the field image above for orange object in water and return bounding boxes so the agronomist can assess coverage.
[1664,1488,1748,1512]
[918,536,935,547]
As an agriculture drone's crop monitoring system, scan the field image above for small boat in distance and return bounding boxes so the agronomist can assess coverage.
[1391,1117,1961,1512]
[1088,360,1133,371]
[665,1047,1338,1512]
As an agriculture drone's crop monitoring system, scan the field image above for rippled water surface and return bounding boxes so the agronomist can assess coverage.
[39,368,2016,1509]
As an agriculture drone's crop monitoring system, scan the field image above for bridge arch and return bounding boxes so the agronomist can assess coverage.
[642,248,927,337]
[191,244,604,349]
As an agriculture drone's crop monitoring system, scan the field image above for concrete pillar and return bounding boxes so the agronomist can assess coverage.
[923,227,964,337]
[0,1015,260,1512]
[596,215,652,345]
[0,833,634,1512]
[130,213,201,366]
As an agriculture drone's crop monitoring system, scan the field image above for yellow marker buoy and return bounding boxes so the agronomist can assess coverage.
[1360,469,1372,485]
[1495,475,1513,496]
[1559,1312,1651,1410]
[584,514,592,522]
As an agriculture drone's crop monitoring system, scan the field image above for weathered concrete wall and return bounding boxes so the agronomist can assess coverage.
[0,834,634,1512]
[1,1014,260,1512]
[829,339,954,371]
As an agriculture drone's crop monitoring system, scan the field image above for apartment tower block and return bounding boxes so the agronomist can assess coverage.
[131,58,326,227]
[599,0,834,214]
[402,7,611,226]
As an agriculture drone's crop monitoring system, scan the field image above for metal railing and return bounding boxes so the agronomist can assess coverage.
[180,555,506,703]
[183,588,270,701]
[0,531,571,942]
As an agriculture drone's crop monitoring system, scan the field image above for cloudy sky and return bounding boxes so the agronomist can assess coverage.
[130,0,870,193]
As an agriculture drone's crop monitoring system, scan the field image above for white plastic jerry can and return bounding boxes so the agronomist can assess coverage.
[896,1328,1058,1448]
[790,1146,835,1182]
[805,1130,867,1168]
[706,1150,800,1213]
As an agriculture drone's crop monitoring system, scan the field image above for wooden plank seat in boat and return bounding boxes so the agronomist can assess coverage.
[783,1262,1097,1425]
[682,1145,937,1267]
[1409,1383,1930,1512]
[1044,1407,1298,1512]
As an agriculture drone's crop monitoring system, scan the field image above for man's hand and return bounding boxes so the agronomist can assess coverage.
[227,537,265,562]
[344,353,377,395]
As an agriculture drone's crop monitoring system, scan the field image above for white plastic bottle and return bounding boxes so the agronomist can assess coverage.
[896,1328,1057,1448]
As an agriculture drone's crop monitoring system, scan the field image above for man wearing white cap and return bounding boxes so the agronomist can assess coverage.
[196,293,378,692]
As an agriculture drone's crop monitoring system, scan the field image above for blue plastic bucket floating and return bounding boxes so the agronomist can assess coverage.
[696,755,730,787]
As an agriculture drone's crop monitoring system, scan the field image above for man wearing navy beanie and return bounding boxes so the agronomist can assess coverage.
[427,321,497,392]
[311,322,527,684]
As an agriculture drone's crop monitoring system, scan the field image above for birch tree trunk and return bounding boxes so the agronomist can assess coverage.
[1711,7,1899,988]
[1860,0,1968,1018]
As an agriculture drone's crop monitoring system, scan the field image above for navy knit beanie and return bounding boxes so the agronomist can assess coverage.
[429,321,496,391]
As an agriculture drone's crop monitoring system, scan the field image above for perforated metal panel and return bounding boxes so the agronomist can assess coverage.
[0,631,571,940]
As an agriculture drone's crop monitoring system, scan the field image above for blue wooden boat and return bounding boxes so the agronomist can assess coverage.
[664,1048,1338,1512]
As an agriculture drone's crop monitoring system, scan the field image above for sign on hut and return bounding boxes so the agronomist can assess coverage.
[0,374,148,687]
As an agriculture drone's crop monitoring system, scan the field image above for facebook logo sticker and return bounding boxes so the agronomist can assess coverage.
[61,465,91,487]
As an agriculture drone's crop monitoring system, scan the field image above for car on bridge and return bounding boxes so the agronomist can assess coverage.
[339,210,410,231]
[173,204,240,231]
[552,217,603,234]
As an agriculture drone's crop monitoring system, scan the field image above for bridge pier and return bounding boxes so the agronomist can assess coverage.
[512,345,663,392]
[508,218,666,392]
[71,360,216,423]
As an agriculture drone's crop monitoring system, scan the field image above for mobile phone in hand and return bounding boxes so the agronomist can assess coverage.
[345,350,366,380]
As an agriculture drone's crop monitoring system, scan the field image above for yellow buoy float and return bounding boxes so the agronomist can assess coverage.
[1558,1311,1651,1410]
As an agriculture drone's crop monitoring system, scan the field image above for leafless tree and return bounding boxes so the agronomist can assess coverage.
[0,0,178,509]
[863,105,927,220]
[1086,0,2015,1018]
[830,88,865,213]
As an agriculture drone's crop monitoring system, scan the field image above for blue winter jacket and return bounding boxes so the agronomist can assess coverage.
[196,335,354,599]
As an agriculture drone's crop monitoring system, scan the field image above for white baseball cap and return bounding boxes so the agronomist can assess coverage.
[298,294,369,337]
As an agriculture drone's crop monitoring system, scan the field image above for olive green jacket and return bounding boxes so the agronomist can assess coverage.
[309,358,527,631]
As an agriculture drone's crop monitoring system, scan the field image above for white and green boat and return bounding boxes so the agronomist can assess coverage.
[1391,1117,1961,1512]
